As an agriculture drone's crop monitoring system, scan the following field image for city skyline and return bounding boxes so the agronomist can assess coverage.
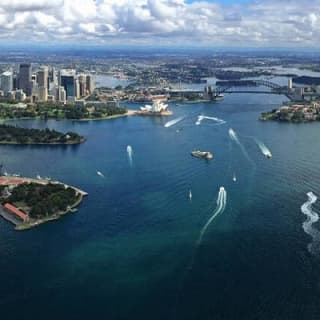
[0,0,319,47]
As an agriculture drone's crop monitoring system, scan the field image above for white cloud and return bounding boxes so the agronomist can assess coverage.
[0,0,319,46]
[0,0,63,12]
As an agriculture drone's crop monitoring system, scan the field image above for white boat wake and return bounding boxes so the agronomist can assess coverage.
[97,171,105,178]
[189,189,192,201]
[255,138,272,158]
[127,145,133,166]
[164,116,185,128]
[301,192,320,255]
[228,128,253,164]
[195,115,226,126]
[197,187,227,246]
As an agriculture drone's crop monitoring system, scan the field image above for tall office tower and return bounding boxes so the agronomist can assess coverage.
[37,66,49,101]
[38,66,49,89]
[56,86,66,103]
[13,74,18,90]
[75,78,80,99]
[0,71,13,94]
[60,69,76,99]
[86,74,95,94]
[78,74,87,97]
[49,67,56,83]
[38,87,48,102]
[18,63,32,96]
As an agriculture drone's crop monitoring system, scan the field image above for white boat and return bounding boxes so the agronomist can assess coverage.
[97,171,104,178]
[189,190,192,200]
[233,174,237,182]
[214,93,224,100]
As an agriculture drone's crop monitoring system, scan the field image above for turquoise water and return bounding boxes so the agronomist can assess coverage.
[1,92,320,319]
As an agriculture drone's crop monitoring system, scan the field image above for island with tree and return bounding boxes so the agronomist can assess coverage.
[0,124,85,144]
[0,178,88,230]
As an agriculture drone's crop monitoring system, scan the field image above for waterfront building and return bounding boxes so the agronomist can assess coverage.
[18,63,32,96]
[0,71,13,94]
[4,203,28,222]
[15,89,26,102]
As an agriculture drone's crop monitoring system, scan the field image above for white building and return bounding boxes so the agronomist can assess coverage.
[0,71,13,94]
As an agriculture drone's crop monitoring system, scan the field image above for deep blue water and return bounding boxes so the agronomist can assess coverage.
[1,92,320,320]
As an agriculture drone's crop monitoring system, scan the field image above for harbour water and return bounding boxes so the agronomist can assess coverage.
[1,92,320,319]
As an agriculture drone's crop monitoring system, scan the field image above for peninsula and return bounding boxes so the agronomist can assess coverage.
[0,176,88,230]
[0,102,128,121]
[260,102,320,123]
[0,124,85,144]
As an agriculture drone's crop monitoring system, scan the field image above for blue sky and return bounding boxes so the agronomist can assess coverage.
[0,0,318,47]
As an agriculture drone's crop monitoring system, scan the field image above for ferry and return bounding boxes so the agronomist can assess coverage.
[213,93,224,100]
[191,150,213,160]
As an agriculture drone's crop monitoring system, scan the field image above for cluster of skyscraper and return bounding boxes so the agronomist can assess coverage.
[0,64,95,103]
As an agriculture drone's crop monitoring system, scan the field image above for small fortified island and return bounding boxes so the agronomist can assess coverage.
[0,124,85,144]
[260,102,320,123]
[0,176,88,230]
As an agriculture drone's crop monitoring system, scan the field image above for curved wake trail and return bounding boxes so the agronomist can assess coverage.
[195,114,226,126]
[254,138,272,158]
[174,187,227,317]
[197,187,227,246]
[228,128,254,165]
[127,145,133,167]
[164,116,185,128]
[301,192,320,255]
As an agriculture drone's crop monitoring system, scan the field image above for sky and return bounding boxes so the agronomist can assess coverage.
[0,0,319,48]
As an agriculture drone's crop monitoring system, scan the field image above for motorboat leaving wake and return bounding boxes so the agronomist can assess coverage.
[196,115,226,126]
[233,174,237,182]
[197,187,227,246]
[164,116,185,128]
[228,128,240,144]
[189,190,192,201]
[255,138,272,159]
[301,192,320,255]
[97,171,105,178]
[228,128,254,165]
[127,145,133,166]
